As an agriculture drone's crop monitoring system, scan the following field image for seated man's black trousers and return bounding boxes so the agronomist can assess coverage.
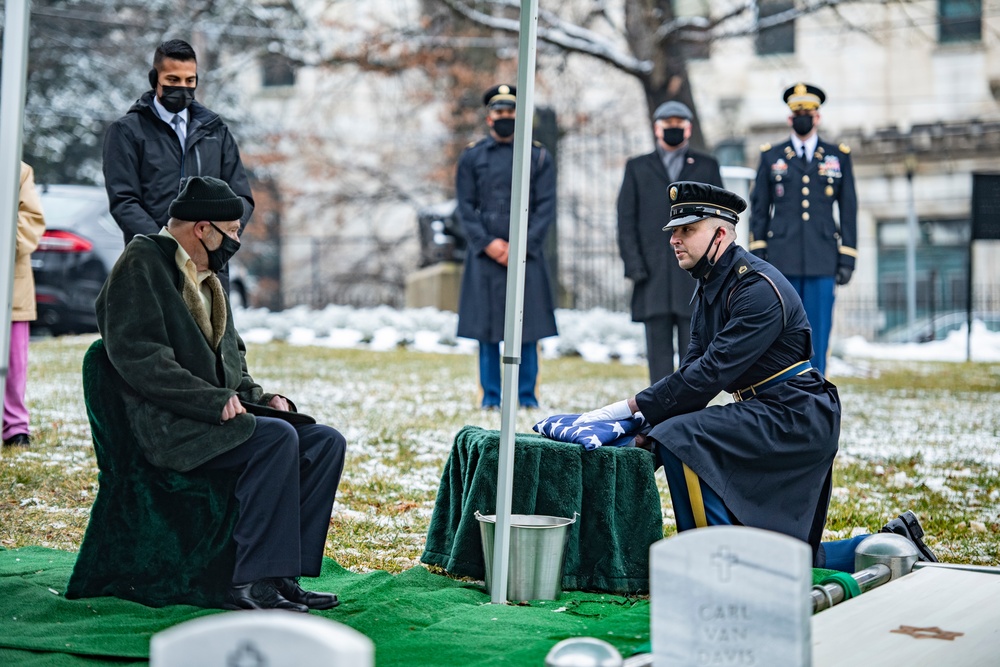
[196,417,347,584]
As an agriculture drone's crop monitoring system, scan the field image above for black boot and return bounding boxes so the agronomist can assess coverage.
[225,578,309,613]
[275,577,340,610]
[881,510,938,562]
[2,433,30,448]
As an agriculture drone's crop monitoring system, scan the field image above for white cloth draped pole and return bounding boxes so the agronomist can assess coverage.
[0,0,32,412]
[491,0,539,605]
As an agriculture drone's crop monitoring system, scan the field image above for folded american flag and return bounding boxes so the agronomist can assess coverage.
[533,414,646,451]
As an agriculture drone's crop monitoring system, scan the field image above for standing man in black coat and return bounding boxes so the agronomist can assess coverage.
[103,39,254,293]
[749,83,858,375]
[617,101,722,382]
[455,84,558,410]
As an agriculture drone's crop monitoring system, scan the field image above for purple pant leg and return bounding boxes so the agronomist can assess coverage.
[3,321,31,440]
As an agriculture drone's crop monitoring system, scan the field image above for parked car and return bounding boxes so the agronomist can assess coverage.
[878,311,1000,344]
[31,185,254,335]
[31,185,123,335]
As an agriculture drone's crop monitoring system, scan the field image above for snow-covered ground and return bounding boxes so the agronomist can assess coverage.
[236,305,1000,367]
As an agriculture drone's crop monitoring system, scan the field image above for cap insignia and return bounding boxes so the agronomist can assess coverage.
[794,83,806,95]
[669,186,678,201]
[498,85,510,95]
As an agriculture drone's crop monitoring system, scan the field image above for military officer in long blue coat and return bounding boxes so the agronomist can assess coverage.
[574,182,936,571]
[749,83,858,375]
[455,84,558,409]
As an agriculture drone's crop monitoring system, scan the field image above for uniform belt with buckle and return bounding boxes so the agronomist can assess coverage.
[732,361,812,402]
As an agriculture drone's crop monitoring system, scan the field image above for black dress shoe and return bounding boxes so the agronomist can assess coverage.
[2,433,30,448]
[275,577,340,610]
[881,510,939,562]
[225,579,309,613]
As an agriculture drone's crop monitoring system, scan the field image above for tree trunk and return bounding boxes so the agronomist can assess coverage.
[625,0,706,150]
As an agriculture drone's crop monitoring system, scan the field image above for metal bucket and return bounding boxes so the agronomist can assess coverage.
[475,511,577,601]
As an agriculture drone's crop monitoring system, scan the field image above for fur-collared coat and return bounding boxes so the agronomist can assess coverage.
[95,233,275,472]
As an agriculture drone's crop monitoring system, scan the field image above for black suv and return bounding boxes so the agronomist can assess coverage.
[31,185,123,335]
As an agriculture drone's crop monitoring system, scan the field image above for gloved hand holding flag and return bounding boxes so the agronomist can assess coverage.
[572,399,633,426]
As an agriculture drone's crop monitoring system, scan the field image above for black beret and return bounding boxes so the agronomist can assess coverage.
[483,84,516,109]
[783,82,826,111]
[168,176,244,222]
[663,181,747,230]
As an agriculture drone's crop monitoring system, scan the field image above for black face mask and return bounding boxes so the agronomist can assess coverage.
[661,127,686,147]
[686,228,723,281]
[160,85,196,114]
[200,222,241,273]
[792,114,814,137]
[492,118,515,139]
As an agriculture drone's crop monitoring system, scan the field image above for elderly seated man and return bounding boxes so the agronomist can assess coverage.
[95,176,346,612]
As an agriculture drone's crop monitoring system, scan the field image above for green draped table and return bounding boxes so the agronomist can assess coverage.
[421,425,664,595]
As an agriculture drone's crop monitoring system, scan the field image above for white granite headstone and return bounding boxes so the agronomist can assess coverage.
[651,526,812,667]
[149,610,374,667]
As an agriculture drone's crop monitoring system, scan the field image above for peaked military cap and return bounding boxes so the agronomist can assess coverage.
[483,84,516,109]
[783,82,826,111]
[663,181,747,230]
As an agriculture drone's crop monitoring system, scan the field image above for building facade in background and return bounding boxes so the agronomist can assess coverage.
[236,0,999,344]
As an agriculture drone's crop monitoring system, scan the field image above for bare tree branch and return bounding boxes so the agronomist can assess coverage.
[439,0,653,76]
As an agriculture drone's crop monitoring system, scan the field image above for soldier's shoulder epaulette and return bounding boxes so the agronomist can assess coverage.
[733,257,757,281]
[839,142,851,154]
[760,143,772,152]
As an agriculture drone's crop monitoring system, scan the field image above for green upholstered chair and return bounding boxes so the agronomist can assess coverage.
[66,339,240,608]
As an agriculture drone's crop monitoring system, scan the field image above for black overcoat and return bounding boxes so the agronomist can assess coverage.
[103,91,254,244]
[455,137,558,343]
[635,244,838,558]
[617,149,722,321]
[749,138,858,276]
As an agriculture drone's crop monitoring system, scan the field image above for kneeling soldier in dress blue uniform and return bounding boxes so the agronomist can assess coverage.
[575,182,936,571]
[749,83,858,375]
[455,84,558,409]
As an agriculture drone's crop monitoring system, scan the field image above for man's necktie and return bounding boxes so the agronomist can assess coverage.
[171,115,186,153]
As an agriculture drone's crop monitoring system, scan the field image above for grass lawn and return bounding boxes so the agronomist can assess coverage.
[3,335,999,571]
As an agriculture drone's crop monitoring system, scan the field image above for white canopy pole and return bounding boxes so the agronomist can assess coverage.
[0,0,33,413]
[490,0,539,605]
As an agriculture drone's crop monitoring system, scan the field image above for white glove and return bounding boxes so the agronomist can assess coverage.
[573,399,633,425]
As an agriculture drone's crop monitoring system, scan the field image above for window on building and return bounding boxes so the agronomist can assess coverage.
[876,218,970,336]
[939,0,982,43]
[714,139,746,168]
[261,53,297,88]
[755,0,795,55]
